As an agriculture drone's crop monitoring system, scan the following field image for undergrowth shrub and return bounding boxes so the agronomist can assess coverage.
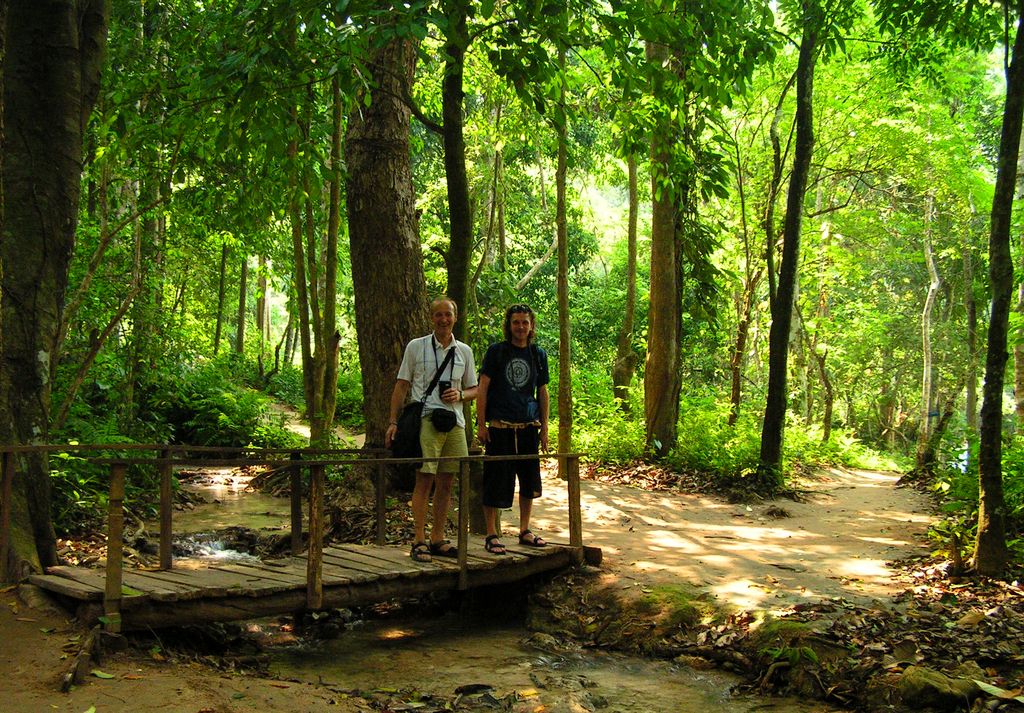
[568,370,645,464]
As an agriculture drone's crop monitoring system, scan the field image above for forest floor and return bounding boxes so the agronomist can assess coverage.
[2,460,1022,712]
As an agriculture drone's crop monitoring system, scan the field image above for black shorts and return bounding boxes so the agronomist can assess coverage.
[482,425,542,509]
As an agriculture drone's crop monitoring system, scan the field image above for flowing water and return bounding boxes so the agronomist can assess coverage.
[162,470,847,712]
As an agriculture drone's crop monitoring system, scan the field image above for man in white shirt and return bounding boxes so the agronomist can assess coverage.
[385,297,478,562]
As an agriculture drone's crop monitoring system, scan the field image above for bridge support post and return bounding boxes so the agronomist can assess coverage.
[103,462,127,633]
[375,462,386,546]
[306,463,325,610]
[159,449,173,570]
[289,452,303,555]
[566,455,583,561]
[457,459,469,590]
[1,452,13,583]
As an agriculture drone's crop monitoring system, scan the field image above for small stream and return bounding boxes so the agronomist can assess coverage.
[160,470,847,712]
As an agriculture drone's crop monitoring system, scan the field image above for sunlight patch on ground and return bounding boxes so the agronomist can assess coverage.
[835,557,891,579]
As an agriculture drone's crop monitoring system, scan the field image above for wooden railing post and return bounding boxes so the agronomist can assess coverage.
[104,462,127,633]
[289,452,303,555]
[566,454,583,551]
[457,459,470,590]
[0,451,13,583]
[306,463,325,610]
[159,449,173,570]
[374,462,386,546]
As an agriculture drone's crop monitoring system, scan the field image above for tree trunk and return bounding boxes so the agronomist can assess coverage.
[974,4,1024,576]
[612,156,639,413]
[213,244,228,355]
[441,0,472,342]
[758,21,817,489]
[556,47,573,459]
[0,0,109,578]
[235,256,247,355]
[917,193,940,471]
[964,242,978,435]
[644,42,682,458]
[346,36,428,450]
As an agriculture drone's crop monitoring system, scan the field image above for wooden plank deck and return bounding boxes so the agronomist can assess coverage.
[27,541,579,630]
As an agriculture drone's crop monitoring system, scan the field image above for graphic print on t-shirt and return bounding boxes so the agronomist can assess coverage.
[504,356,531,389]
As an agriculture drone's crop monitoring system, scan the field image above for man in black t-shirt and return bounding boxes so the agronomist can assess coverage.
[475,304,550,555]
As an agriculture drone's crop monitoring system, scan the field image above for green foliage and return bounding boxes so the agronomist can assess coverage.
[567,367,646,464]
[334,359,366,431]
[265,365,306,410]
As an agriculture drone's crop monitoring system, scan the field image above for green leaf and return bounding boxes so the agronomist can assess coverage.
[90,670,116,679]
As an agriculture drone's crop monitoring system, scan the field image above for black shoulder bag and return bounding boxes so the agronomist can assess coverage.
[391,345,456,459]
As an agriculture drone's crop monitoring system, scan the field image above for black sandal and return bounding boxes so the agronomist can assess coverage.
[429,539,458,558]
[410,541,432,562]
[484,534,507,555]
[518,530,547,547]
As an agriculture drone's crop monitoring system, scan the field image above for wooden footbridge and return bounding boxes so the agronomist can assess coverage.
[0,446,589,631]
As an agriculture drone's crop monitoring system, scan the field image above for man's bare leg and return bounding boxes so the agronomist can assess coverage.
[430,473,455,552]
[411,471,434,544]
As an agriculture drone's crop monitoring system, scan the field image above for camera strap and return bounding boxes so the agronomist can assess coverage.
[423,338,456,403]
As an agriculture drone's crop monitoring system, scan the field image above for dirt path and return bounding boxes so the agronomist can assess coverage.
[530,466,934,610]
[0,465,932,711]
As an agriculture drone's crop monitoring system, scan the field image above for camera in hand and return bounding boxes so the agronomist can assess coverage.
[438,380,451,394]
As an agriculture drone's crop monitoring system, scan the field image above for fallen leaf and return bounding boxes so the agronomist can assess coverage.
[90,670,115,679]
[269,682,290,689]
[956,610,986,627]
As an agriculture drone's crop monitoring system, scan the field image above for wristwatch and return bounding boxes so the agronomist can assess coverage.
[458,389,464,401]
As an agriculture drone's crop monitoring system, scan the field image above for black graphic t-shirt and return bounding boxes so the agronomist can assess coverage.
[479,341,550,424]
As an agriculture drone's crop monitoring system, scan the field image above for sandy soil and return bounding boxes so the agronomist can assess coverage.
[529,466,934,611]
[0,466,932,712]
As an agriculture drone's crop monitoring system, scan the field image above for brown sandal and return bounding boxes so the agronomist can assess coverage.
[410,541,432,562]
[518,530,547,547]
[484,534,506,555]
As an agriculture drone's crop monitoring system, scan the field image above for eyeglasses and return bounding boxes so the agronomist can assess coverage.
[508,304,532,314]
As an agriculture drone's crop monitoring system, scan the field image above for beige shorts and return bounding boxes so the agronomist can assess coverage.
[418,420,468,474]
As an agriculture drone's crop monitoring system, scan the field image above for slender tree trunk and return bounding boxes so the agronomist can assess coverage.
[644,42,682,458]
[213,243,228,355]
[235,256,247,355]
[441,0,472,341]
[964,241,978,434]
[346,36,428,450]
[758,22,817,488]
[612,156,639,413]
[917,194,940,470]
[0,0,109,579]
[728,129,764,427]
[556,47,573,460]
[974,4,1024,576]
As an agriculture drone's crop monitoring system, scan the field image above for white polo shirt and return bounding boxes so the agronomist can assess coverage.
[397,334,478,429]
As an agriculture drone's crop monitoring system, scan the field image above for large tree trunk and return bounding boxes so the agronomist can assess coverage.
[974,4,1024,577]
[441,0,472,342]
[611,156,639,413]
[346,37,428,451]
[644,42,682,458]
[758,21,817,489]
[0,0,109,579]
